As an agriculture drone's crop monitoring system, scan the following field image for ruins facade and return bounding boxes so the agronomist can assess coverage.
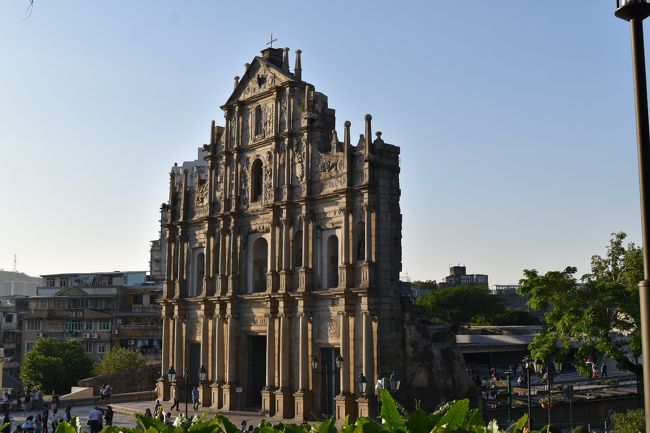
[156,46,402,421]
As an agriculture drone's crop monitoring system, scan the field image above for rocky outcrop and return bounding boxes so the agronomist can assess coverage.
[78,363,160,395]
[400,322,481,412]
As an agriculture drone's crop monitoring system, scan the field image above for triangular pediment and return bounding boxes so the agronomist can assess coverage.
[56,287,89,296]
[224,57,295,107]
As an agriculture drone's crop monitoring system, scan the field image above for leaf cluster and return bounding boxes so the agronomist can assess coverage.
[519,232,642,377]
[415,285,507,332]
[611,409,645,433]
[20,337,93,394]
[93,347,147,376]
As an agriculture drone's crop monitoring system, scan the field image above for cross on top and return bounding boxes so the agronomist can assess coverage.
[266,33,277,48]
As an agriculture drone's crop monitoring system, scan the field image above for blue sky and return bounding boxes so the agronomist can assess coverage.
[0,1,643,285]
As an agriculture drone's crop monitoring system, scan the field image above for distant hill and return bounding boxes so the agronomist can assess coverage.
[0,270,42,287]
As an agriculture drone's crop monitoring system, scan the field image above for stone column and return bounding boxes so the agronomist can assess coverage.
[279,218,292,293]
[293,312,313,421]
[217,228,228,294]
[360,206,374,289]
[211,313,224,409]
[339,208,353,289]
[335,312,356,421]
[274,313,293,418]
[298,215,312,292]
[262,313,276,415]
[362,312,374,388]
[157,306,172,401]
[228,230,239,294]
[267,223,279,292]
[203,231,212,296]
[199,312,211,406]
[222,314,239,411]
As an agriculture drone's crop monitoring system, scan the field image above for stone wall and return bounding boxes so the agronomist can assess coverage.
[78,363,160,395]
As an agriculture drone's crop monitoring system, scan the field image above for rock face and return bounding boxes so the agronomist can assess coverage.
[400,322,481,412]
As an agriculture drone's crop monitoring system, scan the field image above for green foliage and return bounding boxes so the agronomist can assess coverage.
[612,409,645,433]
[571,426,589,433]
[538,425,560,433]
[52,394,530,433]
[413,280,437,291]
[488,310,540,326]
[93,347,147,375]
[416,285,506,332]
[20,337,93,393]
[519,232,643,378]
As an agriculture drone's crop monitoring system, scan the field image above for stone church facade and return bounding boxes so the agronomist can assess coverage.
[156,46,402,421]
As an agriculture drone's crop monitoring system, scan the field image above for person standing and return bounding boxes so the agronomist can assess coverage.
[601,362,608,378]
[103,407,113,427]
[63,407,72,423]
[170,388,179,412]
[87,407,102,433]
[40,405,49,433]
[191,386,199,411]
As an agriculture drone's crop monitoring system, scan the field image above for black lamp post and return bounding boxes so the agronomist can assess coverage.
[356,374,367,396]
[389,371,401,392]
[616,3,650,433]
[504,367,514,425]
[312,355,342,416]
[199,365,208,384]
[167,366,176,383]
[522,357,533,431]
[184,368,189,418]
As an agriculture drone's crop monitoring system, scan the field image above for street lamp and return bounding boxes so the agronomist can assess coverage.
[504,367,514,425]
[167,366,176,383]
[199,365,208,384]
[522,357,534,431]
[184,368,190,418]
[311,356,319,372]
[389,371,401,392]
[335,355,344,370]
[616,3,650,433]
[356,374,367,396]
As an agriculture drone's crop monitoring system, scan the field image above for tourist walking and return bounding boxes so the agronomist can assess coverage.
[103,406,113,427]
[64,407,72,423]
[41,405,49,433]
[170,388,179,412]
[601,362,608,378]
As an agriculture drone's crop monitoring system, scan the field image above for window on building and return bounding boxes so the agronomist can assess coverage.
[326,234,339,288]
[46,278,55,288]
[25,341,35,353]
[98,320,110,331]
[83,342,93,353]
[85,321,93,331]
[356,222,366,262]
[4,314,13,324]
[251,159,263,202]
[293,231,303,269]
[60,279,68,288]
[25,320,42,331]
[252,237,268,292]
[133,294,143,305]
[254,105,263,137]
[97,343,108,354]
[194,252,205,296]
[65,321,83,333]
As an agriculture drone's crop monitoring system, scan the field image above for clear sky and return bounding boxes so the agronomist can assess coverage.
[0,1,644,285]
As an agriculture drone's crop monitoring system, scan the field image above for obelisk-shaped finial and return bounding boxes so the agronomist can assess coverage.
[294,49,302,81]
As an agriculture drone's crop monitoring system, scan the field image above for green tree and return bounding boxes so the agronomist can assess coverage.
[413,280,437,291]
[20,337,93,394]
[612,409,645,433]
[93,347,147,376]
[416,285,506,332]
[519,232,642,378]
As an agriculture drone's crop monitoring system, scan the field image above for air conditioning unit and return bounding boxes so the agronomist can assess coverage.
[36,332,43,338]
[92,334,98,339]
[76,311,83,317]
[82,333,90,339]
[116,319,122,325]
[112,329,118,334]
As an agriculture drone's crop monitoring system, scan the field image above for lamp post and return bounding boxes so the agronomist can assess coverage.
[375,378,384,418]
[312,355,342,417]
[184,368,189,418]
[504,367,514,425]
[356,374,367,396]
[615,3,650,432]
[522,357,533,431]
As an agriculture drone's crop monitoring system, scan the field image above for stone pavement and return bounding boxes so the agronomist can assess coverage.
[3,401,273,432]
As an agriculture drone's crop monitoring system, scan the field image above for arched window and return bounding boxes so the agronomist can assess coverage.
[254,105,263,137]
[326,235,339,288]
[251,159,263,202]
[195,252,205,296]
[293,231,303,269]
[252,237,268,292]
[356,222,365,262]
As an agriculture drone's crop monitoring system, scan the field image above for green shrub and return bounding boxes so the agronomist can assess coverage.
[612,409,645,433]
[572,425,589,433]
[539,425,560,433]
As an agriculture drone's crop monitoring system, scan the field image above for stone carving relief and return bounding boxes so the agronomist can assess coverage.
[322,176,345,191]
[263,151,273,203]
[229,116,236,145]
[318,154,344,175]
[194,180,209,216]
[239,156,250,208]
[279,97,287,132]
[265,104,274,137]
[188,319,202,341]
[318,314,340,339]
[241,71,276,100]
[292,137,305,184]
[216,160,225,201]
[242,109,250,145]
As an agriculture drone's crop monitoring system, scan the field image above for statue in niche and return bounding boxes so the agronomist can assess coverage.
[357,230,365,261]
[264,104,274,136]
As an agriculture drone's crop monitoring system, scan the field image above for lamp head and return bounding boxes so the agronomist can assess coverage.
[167,366,176,383]
[616,0,650,21]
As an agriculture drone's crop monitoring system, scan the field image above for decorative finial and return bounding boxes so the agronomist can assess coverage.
[344,121,351,147]
[294,49,302,81]
[244,63,250,72]
[282,47,290,72]
[364,114,372,152]
[234,76,240,89]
